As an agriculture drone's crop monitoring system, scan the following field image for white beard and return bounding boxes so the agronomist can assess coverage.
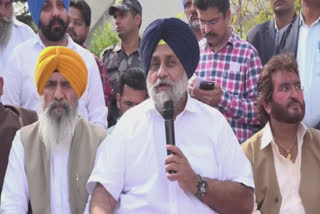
[147,72,188,113]
[38,97,78,156]
[0,12,13,51]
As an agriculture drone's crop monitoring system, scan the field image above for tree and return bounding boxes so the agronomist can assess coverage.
[13,0,37,32]
[88,22,120,57]
[231,0,301,39]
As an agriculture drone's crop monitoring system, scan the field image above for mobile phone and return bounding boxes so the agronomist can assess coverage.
[199,81,215,90]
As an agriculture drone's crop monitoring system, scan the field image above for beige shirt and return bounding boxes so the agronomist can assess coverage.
[253,122,307,214]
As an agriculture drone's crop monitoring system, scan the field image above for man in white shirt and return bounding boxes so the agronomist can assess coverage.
[242,54,320,214]
[297,0,320,128]
[2,0,108,128]
[0,0,35,71]
[1,46,107,214]
[87,18,254,214]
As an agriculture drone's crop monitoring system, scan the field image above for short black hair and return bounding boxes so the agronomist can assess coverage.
[70,0,91,27]
[119,68,146,96]
[194,0,230,16]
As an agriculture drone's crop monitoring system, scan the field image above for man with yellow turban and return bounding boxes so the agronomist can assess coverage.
[1,0,108,128]
[1,46,108,214]
[87,18,254,214]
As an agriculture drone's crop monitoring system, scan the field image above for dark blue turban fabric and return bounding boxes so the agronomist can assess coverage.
[28,0,70,27]
[140,18,200,79]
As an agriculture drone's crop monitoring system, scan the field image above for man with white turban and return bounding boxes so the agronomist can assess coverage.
[2,0,108,128]
[1,46,107,214]
[87,18,254,214]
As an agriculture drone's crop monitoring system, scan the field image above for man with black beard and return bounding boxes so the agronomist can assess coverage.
[181,0,203,41]
[1,46,107,214]
[2,0,108,128]
[0,0,35,72]
[87,18,254,214]
[242,54,320,214]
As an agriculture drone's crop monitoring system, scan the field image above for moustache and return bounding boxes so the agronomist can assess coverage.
[47,100,70,112]
[152,79,174,90]
[287,99,303,108]
[67,28,76,37]
[0,16,11,23]
[203,32,217,38]
[48,17,66,29]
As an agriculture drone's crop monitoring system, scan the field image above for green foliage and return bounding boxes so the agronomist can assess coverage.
[231,0,301,39]
[14,0,37,32]
[88,23,120,57]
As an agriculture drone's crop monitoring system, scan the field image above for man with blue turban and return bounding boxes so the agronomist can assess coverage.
[86,18,254,214]
[2,0,108,128]
[1,46,107,214]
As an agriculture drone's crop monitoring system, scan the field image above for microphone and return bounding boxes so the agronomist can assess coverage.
[162,100,176,174]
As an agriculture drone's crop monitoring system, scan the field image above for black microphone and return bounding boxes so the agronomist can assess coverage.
[162,100,176,174]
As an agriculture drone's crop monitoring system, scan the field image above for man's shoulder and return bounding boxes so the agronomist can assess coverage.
[101,43,121,58]
[242,129,264,155]
[4,105,38,125]
[76,117,107,137]
[247,19,272,40]
[306,128,320,145]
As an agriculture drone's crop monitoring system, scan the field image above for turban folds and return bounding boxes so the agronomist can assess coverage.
[140,18,199,79]
[28,0,70,27]
[35,46,88,98]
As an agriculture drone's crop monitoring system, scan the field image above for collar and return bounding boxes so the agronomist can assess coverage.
[273,14,297,31]
[204,26,235,50]
[113,40,141,53]
[260,122,308,150]
[34,33,75,49]
[299,11,320,26]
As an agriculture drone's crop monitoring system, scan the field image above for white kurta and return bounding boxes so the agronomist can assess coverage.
[0,18,35,75]
[86,96,254,214]
[0,131,71,214]
[297,14,320,127]
[2,34,108,128]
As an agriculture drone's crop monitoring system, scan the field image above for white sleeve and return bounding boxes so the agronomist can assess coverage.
[214,113,255,189]
[2,53,23,107]
[85,54,108,128]
[87,133,125,201]
[0,131,29,213]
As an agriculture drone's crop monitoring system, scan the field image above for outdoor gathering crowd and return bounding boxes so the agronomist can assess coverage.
[0,0,319,213]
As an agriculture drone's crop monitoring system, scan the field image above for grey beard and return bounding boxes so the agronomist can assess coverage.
[0,13,13,50]
[147,72,188,113]
[38,97,79,156]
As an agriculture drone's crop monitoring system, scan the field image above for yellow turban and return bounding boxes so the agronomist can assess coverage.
[35,46,88,98]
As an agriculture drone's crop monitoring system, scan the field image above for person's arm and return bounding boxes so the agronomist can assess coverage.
[89,183,116,214]
[1,131,29,213]
[189,51,262,126]
[84,52,108,128]
[166,145,254,214]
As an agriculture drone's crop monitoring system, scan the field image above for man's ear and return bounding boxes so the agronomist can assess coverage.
[0,77,3,96]
[135,14,142,27]
[263,100,271,115]
[116,93,121,109]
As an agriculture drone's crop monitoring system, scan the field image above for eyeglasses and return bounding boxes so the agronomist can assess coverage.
[199,19,218,27]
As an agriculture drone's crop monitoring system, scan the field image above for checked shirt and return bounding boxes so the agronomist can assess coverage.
[194,31,262,143]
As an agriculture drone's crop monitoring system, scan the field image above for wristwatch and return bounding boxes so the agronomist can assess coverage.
[195,175,208,198]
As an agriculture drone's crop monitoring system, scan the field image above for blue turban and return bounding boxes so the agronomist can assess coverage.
[140,18,199,79]
[28,0,70,27]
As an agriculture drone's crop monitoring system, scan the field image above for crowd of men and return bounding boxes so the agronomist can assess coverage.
[0,0,319,213]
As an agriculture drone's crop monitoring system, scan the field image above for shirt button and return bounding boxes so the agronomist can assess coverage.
[274,197,279,203]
